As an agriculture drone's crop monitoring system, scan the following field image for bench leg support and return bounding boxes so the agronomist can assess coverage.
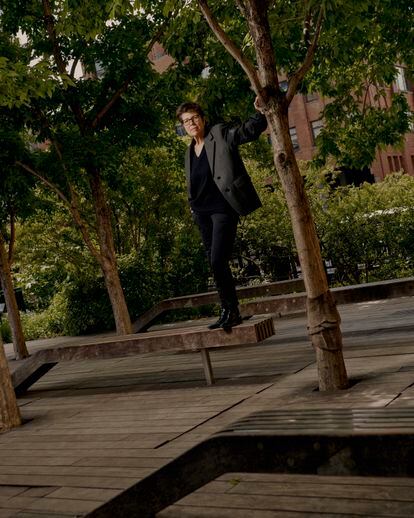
[200,348,214,385]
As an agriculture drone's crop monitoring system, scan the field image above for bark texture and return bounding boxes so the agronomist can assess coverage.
[0,335,22,431]
[0,233,29,360]
[89,168,132,335]
[267,105,348,390]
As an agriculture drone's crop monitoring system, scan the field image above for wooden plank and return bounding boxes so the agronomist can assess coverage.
[0,474,138,490]
[159,507,375,518]
[36,487,121,501]
[17,496,104,515]
[11,317,275,393]
[160,491,414,516]
[200,349,214,385]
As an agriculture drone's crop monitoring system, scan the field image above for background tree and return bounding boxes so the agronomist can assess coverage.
[12,137,209,338]
[0,0,184,334]
[0,333,21,431]
[0,108,34,359]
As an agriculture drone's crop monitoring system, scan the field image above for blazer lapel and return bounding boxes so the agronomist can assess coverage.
[204,132,216,177]
[184,146,191,197]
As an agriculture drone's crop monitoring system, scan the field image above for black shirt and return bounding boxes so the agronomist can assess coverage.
[190,146,233,215]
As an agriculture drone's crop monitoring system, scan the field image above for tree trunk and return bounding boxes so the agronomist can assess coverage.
[0,334,22,431]
[88,167,132,335]
[267,103,348,390]
[0,233,29,360]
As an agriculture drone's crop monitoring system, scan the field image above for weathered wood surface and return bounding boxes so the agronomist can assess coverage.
[11,316,275,393]
[1,297,414,516]
[133,274,414,333]
[159,473,414,518]
[133,278,304,332]
[88,407,414,517]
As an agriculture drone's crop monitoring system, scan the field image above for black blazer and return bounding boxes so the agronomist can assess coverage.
[185,112,267,216]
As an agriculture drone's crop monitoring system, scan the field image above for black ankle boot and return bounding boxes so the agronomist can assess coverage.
[220,308,242,330]
[208,307,229,330]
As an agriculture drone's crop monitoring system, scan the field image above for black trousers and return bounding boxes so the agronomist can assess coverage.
[194,212,239,309]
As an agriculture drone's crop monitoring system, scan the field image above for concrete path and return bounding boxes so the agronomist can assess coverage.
[0,296,414,516]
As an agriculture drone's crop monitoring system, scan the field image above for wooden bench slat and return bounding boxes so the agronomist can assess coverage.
[12,317,275,393]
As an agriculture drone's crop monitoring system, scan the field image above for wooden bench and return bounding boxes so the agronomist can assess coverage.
[132,277,414,332]
[86,407,414,517]
[132,279,303,332]
[11,316,275,394]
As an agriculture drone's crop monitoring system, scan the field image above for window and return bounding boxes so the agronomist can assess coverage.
[289,127,299,150]
[305,92,318,102]
[175,124,187,137]
[388,155,406,172]
[393,155,400,171]
[279,80,288,92]
[409,112,414,132]
[394,66,408,92]
[311,119,324,144]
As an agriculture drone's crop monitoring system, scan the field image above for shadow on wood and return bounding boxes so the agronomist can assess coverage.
[86,407,414,518]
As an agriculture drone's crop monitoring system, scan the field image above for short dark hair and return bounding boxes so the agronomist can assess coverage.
[176,102,205,122]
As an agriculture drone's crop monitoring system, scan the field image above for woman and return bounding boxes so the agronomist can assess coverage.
[176,98,267,330]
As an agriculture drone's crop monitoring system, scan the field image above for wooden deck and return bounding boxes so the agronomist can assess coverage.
[1,297,414,516]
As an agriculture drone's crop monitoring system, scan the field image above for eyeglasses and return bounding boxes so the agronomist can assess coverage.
[182,115,201,126]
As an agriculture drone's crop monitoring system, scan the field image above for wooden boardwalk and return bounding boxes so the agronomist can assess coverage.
[1,297,414,516]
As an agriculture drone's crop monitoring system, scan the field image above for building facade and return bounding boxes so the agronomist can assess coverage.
[149,45,414,182]
[286,66,414,182]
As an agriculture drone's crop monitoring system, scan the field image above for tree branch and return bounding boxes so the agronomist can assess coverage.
[16,162,70,205]
[8,207,15,266]
[90,17,171,129]
[91,79,130,130]
[362,82,371,115]
[42,0,87,132]
[198,0,262,95]
[16,161,102,264]
[286,8,323,105]
[42,0,67,74]
[67,184,102,264]
[241,0,279,98]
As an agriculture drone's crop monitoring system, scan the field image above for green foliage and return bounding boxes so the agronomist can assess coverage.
[235,144,296,282]
[307,169,414,284]
[0,318,12,343]
[13,140,210,335]
[172,0,414,168]
[314,93,411,169]
[20,303,65,341]
[13,197,96,311]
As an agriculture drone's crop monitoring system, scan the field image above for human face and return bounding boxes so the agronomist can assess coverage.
[181,111,205,140]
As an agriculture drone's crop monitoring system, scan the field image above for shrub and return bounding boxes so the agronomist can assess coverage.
[307,170,414,285]
[0,318,12,343]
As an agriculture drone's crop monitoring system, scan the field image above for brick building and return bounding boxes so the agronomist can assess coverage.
[284,65,414,182]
